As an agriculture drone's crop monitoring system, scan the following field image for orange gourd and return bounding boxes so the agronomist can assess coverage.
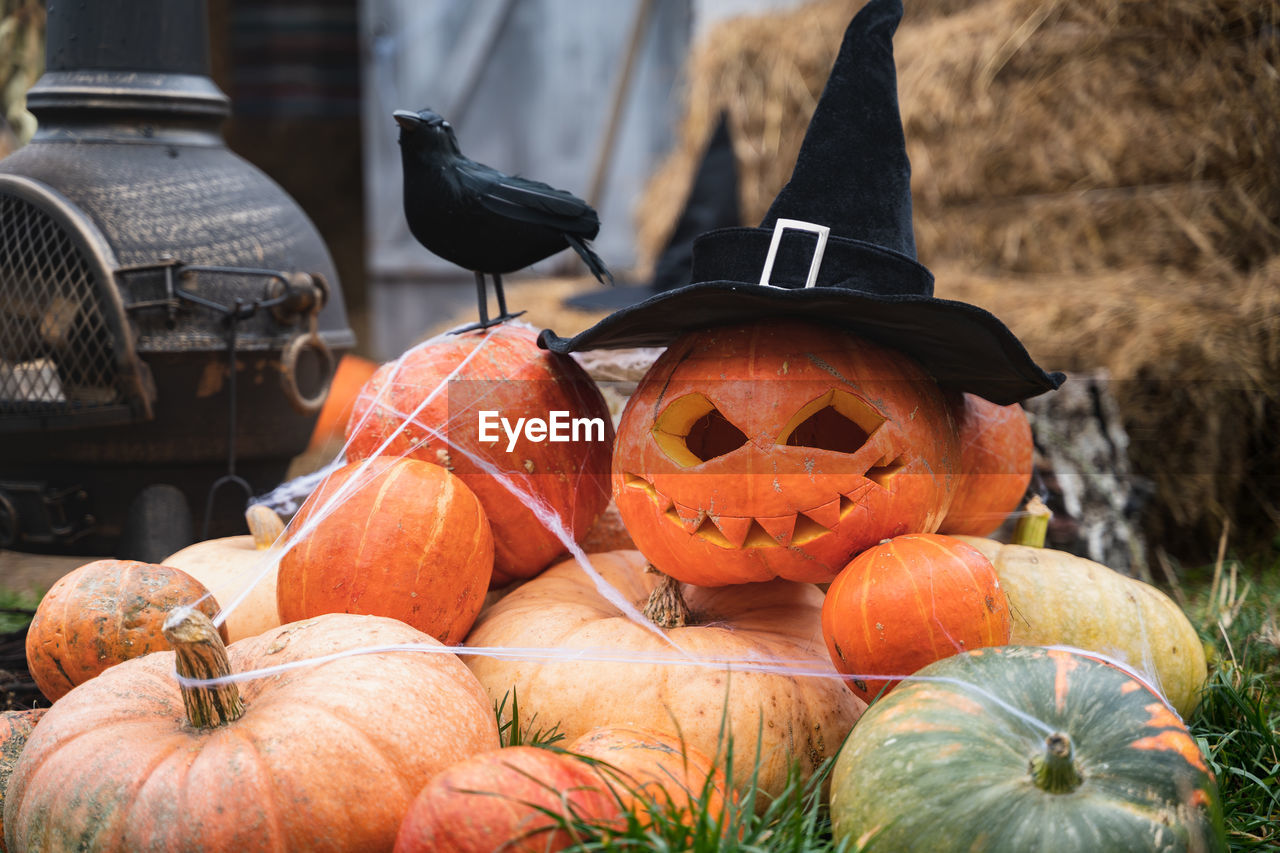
[307,353,379,451]
[25,559,225,702]
[346,323,613,586]
[393,746,618,852]
[465,550,864,799]
[277,456,492,644]
[937,392,1033,536]
[821,533,1011,703]
[568,725,728,825]
[0,708,45,852]
[613,321,959,586]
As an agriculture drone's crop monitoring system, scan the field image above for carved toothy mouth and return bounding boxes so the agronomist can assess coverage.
[621,472,897,549]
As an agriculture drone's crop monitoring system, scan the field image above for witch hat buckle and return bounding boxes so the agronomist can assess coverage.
[758,218,831,289]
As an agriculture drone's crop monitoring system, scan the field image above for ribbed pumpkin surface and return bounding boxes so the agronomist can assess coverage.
[345,323,613,586]
[277,456,492,644]
[822,534,1010,702]
[830,646,1225,852]
[5,614,500,852]
[465,549,864,799]
[568,725,728,824]
[25,559,224,702]
[937,393,1032,537]
[0,708,45,848]
[394,746,618,852]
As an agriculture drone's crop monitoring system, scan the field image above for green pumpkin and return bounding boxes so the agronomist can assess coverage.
[830,646,1224,852]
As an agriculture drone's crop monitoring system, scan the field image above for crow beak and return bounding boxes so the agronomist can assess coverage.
[393,110,422,129]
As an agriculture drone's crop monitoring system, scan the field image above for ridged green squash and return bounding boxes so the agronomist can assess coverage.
[830,646,1225,853]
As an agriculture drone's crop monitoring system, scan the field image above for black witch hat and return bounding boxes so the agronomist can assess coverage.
[564,114,741,311]
[538,0,1063,406]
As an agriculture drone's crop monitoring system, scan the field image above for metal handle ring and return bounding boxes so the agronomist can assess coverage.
[279,329,334,415]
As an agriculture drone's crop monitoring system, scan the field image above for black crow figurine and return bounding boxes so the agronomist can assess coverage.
[394,108,614,332]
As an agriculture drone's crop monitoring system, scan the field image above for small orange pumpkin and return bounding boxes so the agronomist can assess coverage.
[568,725,728,826]
[346,323,613,586]
[613,321,959,586]
[822,533,1011,703]
[393,746,619,852]
[25,559,225,702]
[277,456,493,644]
[0,708,45,852]
[937,392,1033,537]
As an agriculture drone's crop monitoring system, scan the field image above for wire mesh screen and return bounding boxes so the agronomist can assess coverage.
[0,192,122,417]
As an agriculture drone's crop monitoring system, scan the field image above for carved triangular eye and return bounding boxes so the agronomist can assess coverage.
[653,393,749,467]
[777,389,887,453]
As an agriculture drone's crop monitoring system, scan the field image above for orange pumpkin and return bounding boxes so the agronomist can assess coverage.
[277,456,493,644]
[937,392,1033,536]
[465,550,864,799]
[393,745,618,852]
[568,725,728,825]
[0,708,45,852]
[25,559,225,702]
[346,323,613,586]
[6,610,500,852]
[307,353,379,451]
[821,533,1011,703]
[613,321,959,585]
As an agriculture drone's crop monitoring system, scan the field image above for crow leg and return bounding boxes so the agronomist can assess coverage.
[475,270,490,326]
[491,274,525,324]
[494,273,510,317]
[451,272,524,334]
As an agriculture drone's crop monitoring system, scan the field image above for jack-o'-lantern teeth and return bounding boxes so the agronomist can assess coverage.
[622,473,877,549]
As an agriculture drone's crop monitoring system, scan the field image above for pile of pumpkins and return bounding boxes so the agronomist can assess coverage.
[1,321,1225,851]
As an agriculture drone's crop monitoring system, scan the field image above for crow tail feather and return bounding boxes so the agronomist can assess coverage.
[564,235,614,287]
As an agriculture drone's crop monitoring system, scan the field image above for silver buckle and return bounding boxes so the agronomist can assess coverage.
[758,218,830,289]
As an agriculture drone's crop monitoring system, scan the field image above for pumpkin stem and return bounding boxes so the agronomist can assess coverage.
[1030,732,1083,794]
[246,504,285,550]
[162,605,245,729]
[642,565,691,628]
[1012,495,1052,549]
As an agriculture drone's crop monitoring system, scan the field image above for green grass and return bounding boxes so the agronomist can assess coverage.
[0,587,39,634]
[1184,551,1280,850]
[484,550,1278,852]
[559,755,836,853]
[492,697,841,852]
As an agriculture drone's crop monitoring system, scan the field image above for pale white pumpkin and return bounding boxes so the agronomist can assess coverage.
[162,505,284,642]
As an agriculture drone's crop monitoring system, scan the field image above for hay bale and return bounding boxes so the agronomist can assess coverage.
[898,0,1280,272]
[935,257,1280,554]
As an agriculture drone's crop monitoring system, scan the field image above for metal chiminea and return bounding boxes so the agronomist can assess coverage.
[0,0,355,558]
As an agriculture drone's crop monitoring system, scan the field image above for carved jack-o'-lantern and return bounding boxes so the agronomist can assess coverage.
[613,321,960,586]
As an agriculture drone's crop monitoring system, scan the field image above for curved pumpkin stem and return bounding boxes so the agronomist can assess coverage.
[162,606,245,729]
[642,566,691,629]
[1031,732,1083,794]
[246,504,285,550]
[1012,495,1052,549]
